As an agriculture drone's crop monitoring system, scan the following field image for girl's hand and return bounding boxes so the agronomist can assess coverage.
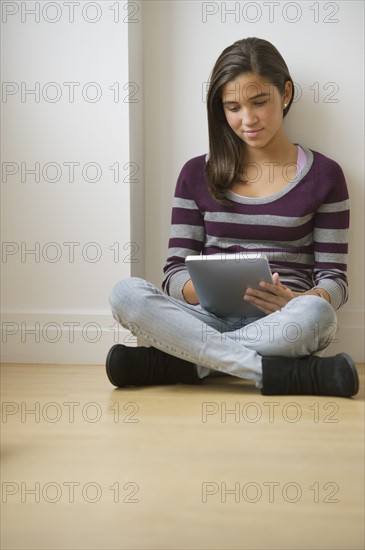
[244,272,297,314]
[182,279,199,305]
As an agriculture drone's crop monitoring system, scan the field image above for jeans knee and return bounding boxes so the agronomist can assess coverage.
[285,295,337,353]
[287,295,337,327]
[109,277,147,317]
[306,295,337,328]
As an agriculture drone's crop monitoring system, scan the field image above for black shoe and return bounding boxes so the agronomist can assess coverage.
[105,344,201,387]
[261,353,359,397]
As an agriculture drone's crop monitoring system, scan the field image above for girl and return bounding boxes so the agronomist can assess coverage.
[107,37,358,397]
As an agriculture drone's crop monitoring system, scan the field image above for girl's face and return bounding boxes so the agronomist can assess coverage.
[221,72,292,151]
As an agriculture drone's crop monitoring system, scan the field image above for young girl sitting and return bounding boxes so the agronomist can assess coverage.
[106,37,358,398]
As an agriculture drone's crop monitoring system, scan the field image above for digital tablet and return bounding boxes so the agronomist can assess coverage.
[185,253,272,317]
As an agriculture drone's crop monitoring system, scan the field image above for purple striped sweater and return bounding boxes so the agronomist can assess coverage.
[162,146,349,311]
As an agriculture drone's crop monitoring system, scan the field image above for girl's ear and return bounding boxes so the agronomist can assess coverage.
[283,80,293,105]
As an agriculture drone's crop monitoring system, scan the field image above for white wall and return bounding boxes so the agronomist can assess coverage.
[143,0,364,361]
[1,1,364,363]
[1,1,140,363]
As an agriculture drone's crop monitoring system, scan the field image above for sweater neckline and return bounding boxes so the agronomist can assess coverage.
[224,145,314,205]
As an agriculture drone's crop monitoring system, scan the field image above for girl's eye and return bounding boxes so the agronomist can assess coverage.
[228,107,240,112]
[253,101,267,106]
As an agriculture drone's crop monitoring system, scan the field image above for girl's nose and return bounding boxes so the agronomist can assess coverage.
[241,107,258,126]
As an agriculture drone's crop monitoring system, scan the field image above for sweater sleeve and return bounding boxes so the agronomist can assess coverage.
[312,160,350,310]
[161,158,206,301]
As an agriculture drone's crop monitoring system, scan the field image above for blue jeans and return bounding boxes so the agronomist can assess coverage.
[109,277,338,387]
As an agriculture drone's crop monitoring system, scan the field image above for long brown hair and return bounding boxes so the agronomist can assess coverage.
[205,37,295,205]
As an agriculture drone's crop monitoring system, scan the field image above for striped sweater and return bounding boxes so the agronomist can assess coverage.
[162,146,349,311]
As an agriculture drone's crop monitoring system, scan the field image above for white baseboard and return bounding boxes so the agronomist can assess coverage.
[0,312,136,365]
[1,309,364,364]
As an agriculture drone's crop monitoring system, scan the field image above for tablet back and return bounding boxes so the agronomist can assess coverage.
[185,253,272,317]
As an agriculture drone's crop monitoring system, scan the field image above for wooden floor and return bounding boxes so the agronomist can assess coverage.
[1,363,364,550]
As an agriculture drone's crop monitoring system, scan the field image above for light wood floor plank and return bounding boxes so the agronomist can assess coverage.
[1,362,364,550]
